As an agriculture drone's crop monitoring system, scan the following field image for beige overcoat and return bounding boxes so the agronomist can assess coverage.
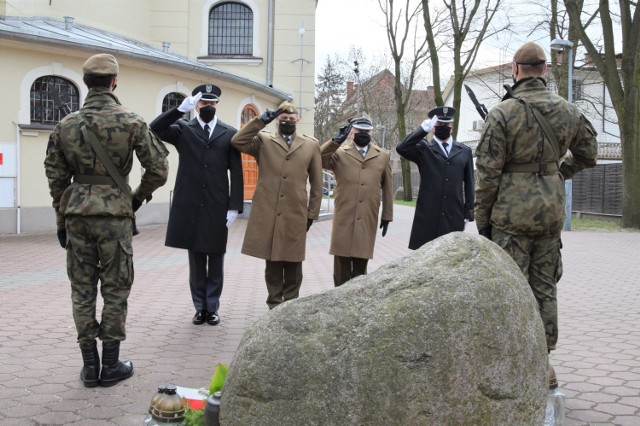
[231,117,322,262]
[321,140,393,259]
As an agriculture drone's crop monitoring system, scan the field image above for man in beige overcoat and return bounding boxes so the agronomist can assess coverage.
[321,116,393,286]
[231,101,323,309]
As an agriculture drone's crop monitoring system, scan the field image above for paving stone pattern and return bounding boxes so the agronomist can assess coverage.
[0,205,638,425]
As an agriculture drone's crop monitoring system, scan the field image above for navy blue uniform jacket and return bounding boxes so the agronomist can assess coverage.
[151,108,243,254]
[396,127,474,250]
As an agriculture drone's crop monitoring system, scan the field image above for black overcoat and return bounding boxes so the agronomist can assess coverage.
[150,108,243,254]
[396,127,475,250]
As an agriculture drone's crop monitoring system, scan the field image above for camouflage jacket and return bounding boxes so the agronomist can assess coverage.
[475,77,598,236]
[44,87,169,228]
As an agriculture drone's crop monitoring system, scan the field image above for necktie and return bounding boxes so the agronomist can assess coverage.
[358,148,366,158]
[204,124,210,138]
[286,136,291,146]
[442,142,448,157]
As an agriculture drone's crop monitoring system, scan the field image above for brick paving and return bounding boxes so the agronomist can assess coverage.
[0,204,639,425]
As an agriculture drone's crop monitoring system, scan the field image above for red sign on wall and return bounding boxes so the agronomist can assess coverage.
[0,152,3,166]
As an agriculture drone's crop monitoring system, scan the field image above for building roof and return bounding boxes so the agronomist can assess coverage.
[0,15,291,100]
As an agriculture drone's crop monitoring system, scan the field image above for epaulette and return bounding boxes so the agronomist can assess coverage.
[301,133,319,142]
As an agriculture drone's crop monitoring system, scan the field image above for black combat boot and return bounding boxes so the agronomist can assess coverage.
[99,342,134,387]
[79,340,100,388]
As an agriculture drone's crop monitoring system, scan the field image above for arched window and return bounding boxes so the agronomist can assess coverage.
[30,76,79,124]
[240,104,259,200]
[209,2,253,57]
[162,92,188,119]
[241,103,258,125]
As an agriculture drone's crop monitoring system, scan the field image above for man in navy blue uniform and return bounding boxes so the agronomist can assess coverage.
[396,106,475,249]
[151,84,243,325]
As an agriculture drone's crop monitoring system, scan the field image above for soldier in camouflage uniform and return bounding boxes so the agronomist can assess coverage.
[475,42,598,362]
[44,53,169,387]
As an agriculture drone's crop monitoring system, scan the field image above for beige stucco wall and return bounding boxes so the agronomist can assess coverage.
[0,43,303,233]
[0,0,317,233]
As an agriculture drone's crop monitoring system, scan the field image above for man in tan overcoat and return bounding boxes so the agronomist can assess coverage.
[231,101,323,309]
[321,116,393,286]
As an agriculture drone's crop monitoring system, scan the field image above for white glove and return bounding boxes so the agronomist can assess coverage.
[421,115,439,133]
[226,210,239,228]
[177,92,203,113]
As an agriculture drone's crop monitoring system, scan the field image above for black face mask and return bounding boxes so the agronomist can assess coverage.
[199,105,216,123]
[434,126,452,140]
[279,119,296,135]
[353,132,371,147]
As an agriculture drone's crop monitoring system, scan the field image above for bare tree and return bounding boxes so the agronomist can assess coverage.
[422,0,509,138]
[379,0,432,201]
[565,0,640,228]
[315,55,347,142]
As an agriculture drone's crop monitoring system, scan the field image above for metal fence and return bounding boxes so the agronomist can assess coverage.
[392,162,623,217]
[572,163,623,216]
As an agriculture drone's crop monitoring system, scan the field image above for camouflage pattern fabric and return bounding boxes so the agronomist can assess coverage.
[66,216,133,345]
[44,87,169,229]
[492,228,562,350]
[475,76,597,352]
[44,87,168,345]
[474,77,598,236]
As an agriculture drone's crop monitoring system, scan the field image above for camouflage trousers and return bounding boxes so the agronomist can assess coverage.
[492,228,563,351]
[65,215,134,345]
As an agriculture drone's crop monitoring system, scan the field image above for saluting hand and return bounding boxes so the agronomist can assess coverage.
[332,123,352,144]
[178,92,203,113]
[259,108,284,125]
[420,115,439,133]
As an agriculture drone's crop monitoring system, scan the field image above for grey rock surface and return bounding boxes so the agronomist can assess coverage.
[221,232,548,425]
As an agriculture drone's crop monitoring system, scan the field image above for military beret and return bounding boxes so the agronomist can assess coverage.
[428,106,456,123]
[83,53,119,76]
[193,84,221,101]
[513,41,547,65]
[278,101,298,114]
[349,116,373,130]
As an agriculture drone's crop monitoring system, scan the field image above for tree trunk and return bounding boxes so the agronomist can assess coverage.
[401,158,413,201]
[621,83,640,227]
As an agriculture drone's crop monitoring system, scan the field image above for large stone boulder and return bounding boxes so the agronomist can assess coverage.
[221,232,548,425]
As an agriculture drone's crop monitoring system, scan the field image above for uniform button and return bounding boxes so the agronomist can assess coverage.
[200,203,204,207]
[204,164,208,168]
[360,183,364,186]
[446,161,450,164]
[359,200,363,203]
[445,178,449,181]
[277,212,281,216]
[202,184,207,188]
[362,166,365,169]
[283,176,287,179]
[357,217,360,220]
[280,194,284,198]
[443,195,447,199]
[441,213,445,216]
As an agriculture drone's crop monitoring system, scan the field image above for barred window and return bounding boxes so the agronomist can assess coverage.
[162,92,188,119]
[209,2,253,56]
[30,76,80,124]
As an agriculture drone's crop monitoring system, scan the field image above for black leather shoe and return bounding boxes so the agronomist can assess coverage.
[206,311,220,325]
[193,311,206,325]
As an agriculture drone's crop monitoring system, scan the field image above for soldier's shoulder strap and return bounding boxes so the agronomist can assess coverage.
[75,114,132,200]
[508,92,561,160]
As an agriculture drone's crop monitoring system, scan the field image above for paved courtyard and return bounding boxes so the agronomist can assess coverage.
[0,204,639,425]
